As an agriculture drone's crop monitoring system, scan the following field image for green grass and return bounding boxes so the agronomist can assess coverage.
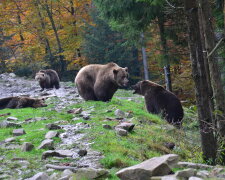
[0,89,202,179]
[63,90,202,179]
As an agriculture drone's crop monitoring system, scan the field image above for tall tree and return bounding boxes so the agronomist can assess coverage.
[184,0,217,163]
[42,0,65,73]
[199,0,225,163]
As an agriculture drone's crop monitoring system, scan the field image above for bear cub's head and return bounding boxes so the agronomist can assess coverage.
[132,80,163,95]
[113,67,129,87]
[35,72,46,82]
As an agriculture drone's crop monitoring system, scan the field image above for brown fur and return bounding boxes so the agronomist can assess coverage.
[75,62,129,102]
[0,96,47,109]
[35,69,60,90]
[132,80,183,127]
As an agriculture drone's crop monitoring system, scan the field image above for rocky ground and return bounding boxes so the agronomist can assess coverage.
[0,73,107,179]
[1,73,225,180]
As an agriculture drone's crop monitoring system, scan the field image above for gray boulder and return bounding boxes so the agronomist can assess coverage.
[189,177,203,180]
[115,128,128,136]
[45,131,59,139]
[27,172,49,180]
[21,142,34,152]
[42,150,73,159]
[46,124,61,130]
[116,122,135,132]
[103,124,112,129]
[115,109,126,118]
[6,117,18,121]
[116,154,179,180]
[75,168,109,179]
[38,139,54,150]
[13,129,26,136]
[0,121,21,128]
[175,168,197,178]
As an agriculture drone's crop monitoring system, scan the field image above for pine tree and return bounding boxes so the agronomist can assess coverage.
[82,8,141,84]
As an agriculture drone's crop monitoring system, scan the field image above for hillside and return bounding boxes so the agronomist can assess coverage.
[0,73,205,179]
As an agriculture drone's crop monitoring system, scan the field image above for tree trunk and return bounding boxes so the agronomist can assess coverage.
[69,0,81,58]
[44,0,65,73]
[184,0,217,163]
[34,0,54,64]
[158,15,172,92]
[140,33,149,80]
[16,14,24,42]
[163,65,172,91]
[199,0,225,164]
[198,6,215,122]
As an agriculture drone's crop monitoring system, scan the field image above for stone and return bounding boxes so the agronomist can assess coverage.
[116,122,135,132]
[45,131,59,139]
[114,109,126,118]
[9,73,16,78]
[82,115,90,120]
[5,137,16,143]
[210,167,224,176]
[78,149,87,157]
[21,142,34,152]
[38,139,54,150]
[42,150,73,159]
[161,175,178,180]
[6,117,18,121]
[46,124,61,130]
[196,170,209,178]
[58,176,70,180]
[164,142,175,150]
[126,112,133,118]
[27,172,49,180]
[175,168,197,178]
[177,162,213,169]
[102,124,112,129]
[115,128,128,136]
[13,129,26,136]
[61,169,74,177]
[116,154,179,180]
[67,108,82,114]
[49,172,59,180]
[0,121,21,128]
[75,168,109,179]
[189,177,203,180]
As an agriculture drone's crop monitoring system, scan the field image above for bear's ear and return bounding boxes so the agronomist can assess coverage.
[124,67,128,72]
[140,80,149,94]
[113,69,118,75]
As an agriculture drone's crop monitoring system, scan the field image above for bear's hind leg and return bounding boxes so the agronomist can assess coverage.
[77,84,97,101]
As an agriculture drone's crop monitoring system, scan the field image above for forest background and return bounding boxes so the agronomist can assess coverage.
[0,0,225,164]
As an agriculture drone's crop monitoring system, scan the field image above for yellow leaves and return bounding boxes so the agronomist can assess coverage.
[1,0,92,70]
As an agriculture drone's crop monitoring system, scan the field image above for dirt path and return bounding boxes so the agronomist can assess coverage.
[0,73,104,179]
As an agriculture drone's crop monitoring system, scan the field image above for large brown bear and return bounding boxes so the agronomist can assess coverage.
[75,62,129,102]
[132,80,183,127]
[35,69,60,91]
[0,96,47,109]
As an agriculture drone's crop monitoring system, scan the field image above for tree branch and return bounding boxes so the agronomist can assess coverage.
[207,37,224,58]
[165,0,184,9]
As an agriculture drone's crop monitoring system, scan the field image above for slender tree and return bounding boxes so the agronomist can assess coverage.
[184,0,217,163]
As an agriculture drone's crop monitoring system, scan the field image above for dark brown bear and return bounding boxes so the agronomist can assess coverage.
[132,80,183,127]
[0,96,47,109]
[35,69,60,90]
[75,62,129,102]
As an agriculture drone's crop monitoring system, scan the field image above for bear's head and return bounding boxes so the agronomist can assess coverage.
[32,98,47,108]
[17,97,47,108]
[35,72,46,82]
[132,80,164,95]
[113,67,129,87]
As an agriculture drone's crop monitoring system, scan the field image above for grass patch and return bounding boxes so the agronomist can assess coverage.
[0,89,202,179]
